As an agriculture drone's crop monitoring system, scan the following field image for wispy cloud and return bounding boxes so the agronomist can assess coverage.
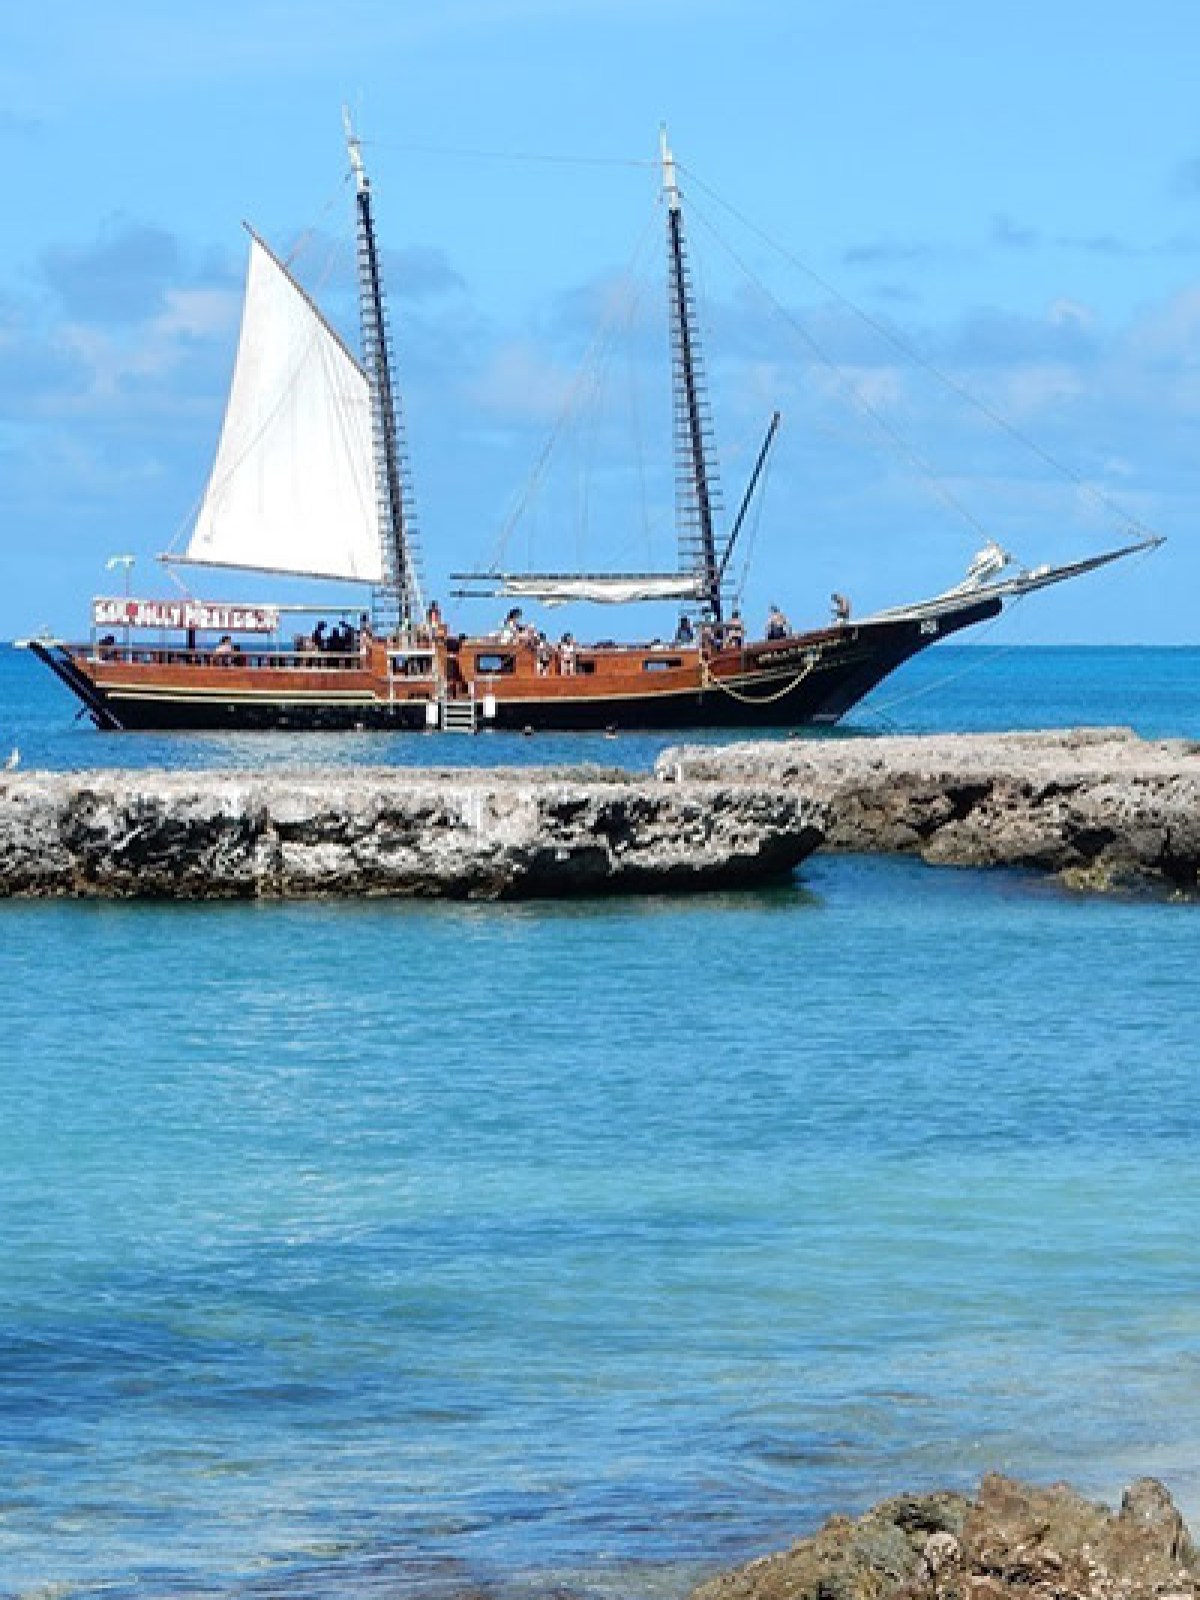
[842,238,945,268]
[941,301,1099,369]
[389,245,467,299]
[1062,231,1136,257]
[56,285,242,408]
[845,219,1192,274]
[0,219,242,438]
[41,220,186,325]
[0,107,39,137]
[466,340,576,424]
[285,227,466,305]
[992,214,1039,250]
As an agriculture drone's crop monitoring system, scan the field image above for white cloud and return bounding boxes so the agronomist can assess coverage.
[989,361,1086,421]
[1121,283,1200,366]
[1047,297,1095,332]
[466,341,578,424]
[53,285,240,408]
[157,286,241,344]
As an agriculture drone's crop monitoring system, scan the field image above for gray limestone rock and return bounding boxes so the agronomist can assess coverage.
[0,768,826,899]
[657,730,1200,892]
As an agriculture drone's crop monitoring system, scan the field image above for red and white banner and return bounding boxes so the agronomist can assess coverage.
[92,597,281,634]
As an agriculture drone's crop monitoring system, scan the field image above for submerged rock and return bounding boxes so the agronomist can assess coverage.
[691,1476,1199,1600]
[0,768,825,899]
[657,729,1200,893]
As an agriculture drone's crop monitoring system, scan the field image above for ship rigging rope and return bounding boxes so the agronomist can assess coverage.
[484,213,659,574]
[363,137,655,170]
[863,537,1162,722]
[684,196,994,543]
[861,608,1011,724]
[732,443,776,612]
[700,654,814,705]
[284,175,355,276]
[680,164,1157,541]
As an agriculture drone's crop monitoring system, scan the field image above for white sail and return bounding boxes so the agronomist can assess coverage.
[181,235,383,584]
[482,573,707,605]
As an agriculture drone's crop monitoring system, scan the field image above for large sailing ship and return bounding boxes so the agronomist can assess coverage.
[23,121,1158,733]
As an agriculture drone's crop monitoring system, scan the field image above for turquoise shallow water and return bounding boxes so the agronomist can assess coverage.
[2,645,1199,1599]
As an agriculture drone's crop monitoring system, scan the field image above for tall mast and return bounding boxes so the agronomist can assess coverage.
[344,109,423,633]
[662,127,723,624]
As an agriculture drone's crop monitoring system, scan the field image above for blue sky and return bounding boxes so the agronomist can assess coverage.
[2,0,1197,642]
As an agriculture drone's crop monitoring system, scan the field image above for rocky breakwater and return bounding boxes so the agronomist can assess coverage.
[0,768,825,899]
[658,729,1200,892]
[690,1475,1199,1600]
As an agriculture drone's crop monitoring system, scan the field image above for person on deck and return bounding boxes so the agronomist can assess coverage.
[831,592,852,624]
[765,604,790,640]
[725,611,745,649]
[675,614,695,645]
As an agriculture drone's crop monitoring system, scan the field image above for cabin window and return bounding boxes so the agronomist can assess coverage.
[474,652,516,676]
[389,653,434,678]
[642,657,682,672]
[576,658,596,675]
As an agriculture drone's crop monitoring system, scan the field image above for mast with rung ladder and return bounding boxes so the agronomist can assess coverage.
[344,109,424,635]
[662,127,724,624]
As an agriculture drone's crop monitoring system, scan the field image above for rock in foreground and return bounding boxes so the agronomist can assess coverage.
[659,729,1200,892]
[0,768,825,899]
[693,1476,1198,1600]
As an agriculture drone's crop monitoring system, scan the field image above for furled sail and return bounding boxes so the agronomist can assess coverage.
[179,235,383,584]
[454,572,708,606]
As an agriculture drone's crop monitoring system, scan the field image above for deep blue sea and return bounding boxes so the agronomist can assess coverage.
[2,643,1199,1600]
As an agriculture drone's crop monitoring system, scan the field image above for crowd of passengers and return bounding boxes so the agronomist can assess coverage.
[174,592,838,670]
[493,601,797,664]
[201,615,371,665]
[496,609,578,674]
[290,617,368,657]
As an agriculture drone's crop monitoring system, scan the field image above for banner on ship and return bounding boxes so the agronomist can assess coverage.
[92,597,281,634]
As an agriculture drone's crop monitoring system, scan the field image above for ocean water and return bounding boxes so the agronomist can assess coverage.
[3,643,1200,773]
[2,644,1200,1600]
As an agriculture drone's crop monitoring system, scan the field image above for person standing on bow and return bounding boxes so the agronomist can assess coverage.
[765,604,790,640]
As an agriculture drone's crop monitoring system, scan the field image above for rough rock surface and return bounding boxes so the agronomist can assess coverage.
[657,729,1200,892]
[0,768,825,899]
[691,1476,1199,1600]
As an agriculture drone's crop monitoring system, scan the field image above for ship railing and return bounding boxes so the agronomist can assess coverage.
[85,644,372,671]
